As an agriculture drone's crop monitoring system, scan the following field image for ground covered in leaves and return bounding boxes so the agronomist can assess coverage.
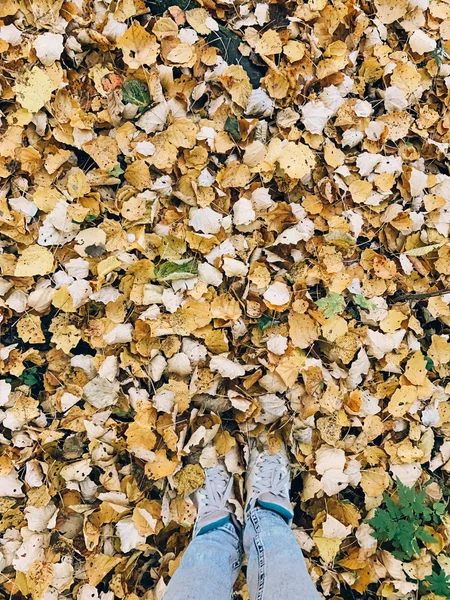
[2,0,450,598]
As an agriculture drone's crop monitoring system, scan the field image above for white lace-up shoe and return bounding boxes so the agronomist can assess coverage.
[193,465,235,537]
[246,440,294,523]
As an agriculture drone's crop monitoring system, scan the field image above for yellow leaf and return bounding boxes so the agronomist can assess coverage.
[86,554,121,586]
[214,430,236,456]
[97,256,121,277]
[324,142,345,168]
[17,315,45,344]
[51,324,81,353]
[313,532,342,563]
[173,464,205,495]
[360,467,390,497]
[0,456,13,476]
[256,30,283,56]
[14,245,54,277]
[289,312,319,349]
[278,142,316,179]
[166,43,194,65]
[124,160,152,191]
[67,168,91,198]
[117,21,159,69]
[216,161,251,188]
[145,449,178,480]
[405,351,427,386]
[26,562,54,600]
[276,351,305,387]
[133,499,161,535]
[349,180,372,203]
[185,8,213,34]
[284,40,305,62]
[321,315,348,342]
[428,334,450,365]
[82,136,119,172]
[391,63,421,95]
[7,396,39,425]
[375,0,409,24]
[220,65,252,109]
[211,294,242,321]
[14,67,55,113]
[126,422,157,455]
[114,0,147,20]
[165,119,199,149]
[0,0,20,18]
[152,18,179,40]
[387,385,418,417]
[379,310,405,333]
[52,286,76,312]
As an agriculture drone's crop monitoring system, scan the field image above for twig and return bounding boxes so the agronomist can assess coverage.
[388,289,450,303]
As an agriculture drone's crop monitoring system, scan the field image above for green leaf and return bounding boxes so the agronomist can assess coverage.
[368,478,444,560]
[368,508,398,542]
[315,292,345,318]
[154,258,198,282]
[396,520,418,558]
[353,294,377,311]
[425,356,434,370]
[122,80,151,111]
[432,501,447,522]
[426,569,450,598]
[19,367,40,387]
[224,116,241,141]
[109,164,124,177]
[384,494,402,520]
[258,314,280,330]
[416,526,437,544]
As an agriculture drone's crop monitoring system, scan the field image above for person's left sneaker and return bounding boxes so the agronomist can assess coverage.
[245,440,294,524]
[193,465,235,537]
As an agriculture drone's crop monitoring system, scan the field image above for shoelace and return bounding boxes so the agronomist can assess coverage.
[252,454,290,500]
[197,468,232,515]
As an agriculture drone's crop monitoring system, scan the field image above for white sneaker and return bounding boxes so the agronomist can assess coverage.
[193,465,234,537]
[246,440,294,523]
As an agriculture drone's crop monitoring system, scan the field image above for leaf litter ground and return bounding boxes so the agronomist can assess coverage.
[1,0,450,598]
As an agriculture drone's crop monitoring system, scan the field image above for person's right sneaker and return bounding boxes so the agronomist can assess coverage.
[245,439,294,524]
[193,465,235,537]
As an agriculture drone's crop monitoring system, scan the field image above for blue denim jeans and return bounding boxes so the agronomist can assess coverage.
[164,507,321,600]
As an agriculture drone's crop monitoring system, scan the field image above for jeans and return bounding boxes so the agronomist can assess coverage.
[163,507,321,600]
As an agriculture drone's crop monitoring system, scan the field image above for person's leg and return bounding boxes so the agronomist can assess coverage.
[164,465,241,600]
[164,521,241,600]
[244,507,320,600]
[243,440,321,599]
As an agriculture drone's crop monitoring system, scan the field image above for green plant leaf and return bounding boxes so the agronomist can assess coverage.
[154,258,198,282]
[426,569,450,598]
[353,294,377,310]
[315,292,345,318]
[432,501,447,523]
[109,164,124,177]
[19,366,40,387]
[416,526,437,544]
[224,116,241,141]
[122,80,151,111]
[258,314,279,330]
[425,356,434,370]
[368,478,443,560]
